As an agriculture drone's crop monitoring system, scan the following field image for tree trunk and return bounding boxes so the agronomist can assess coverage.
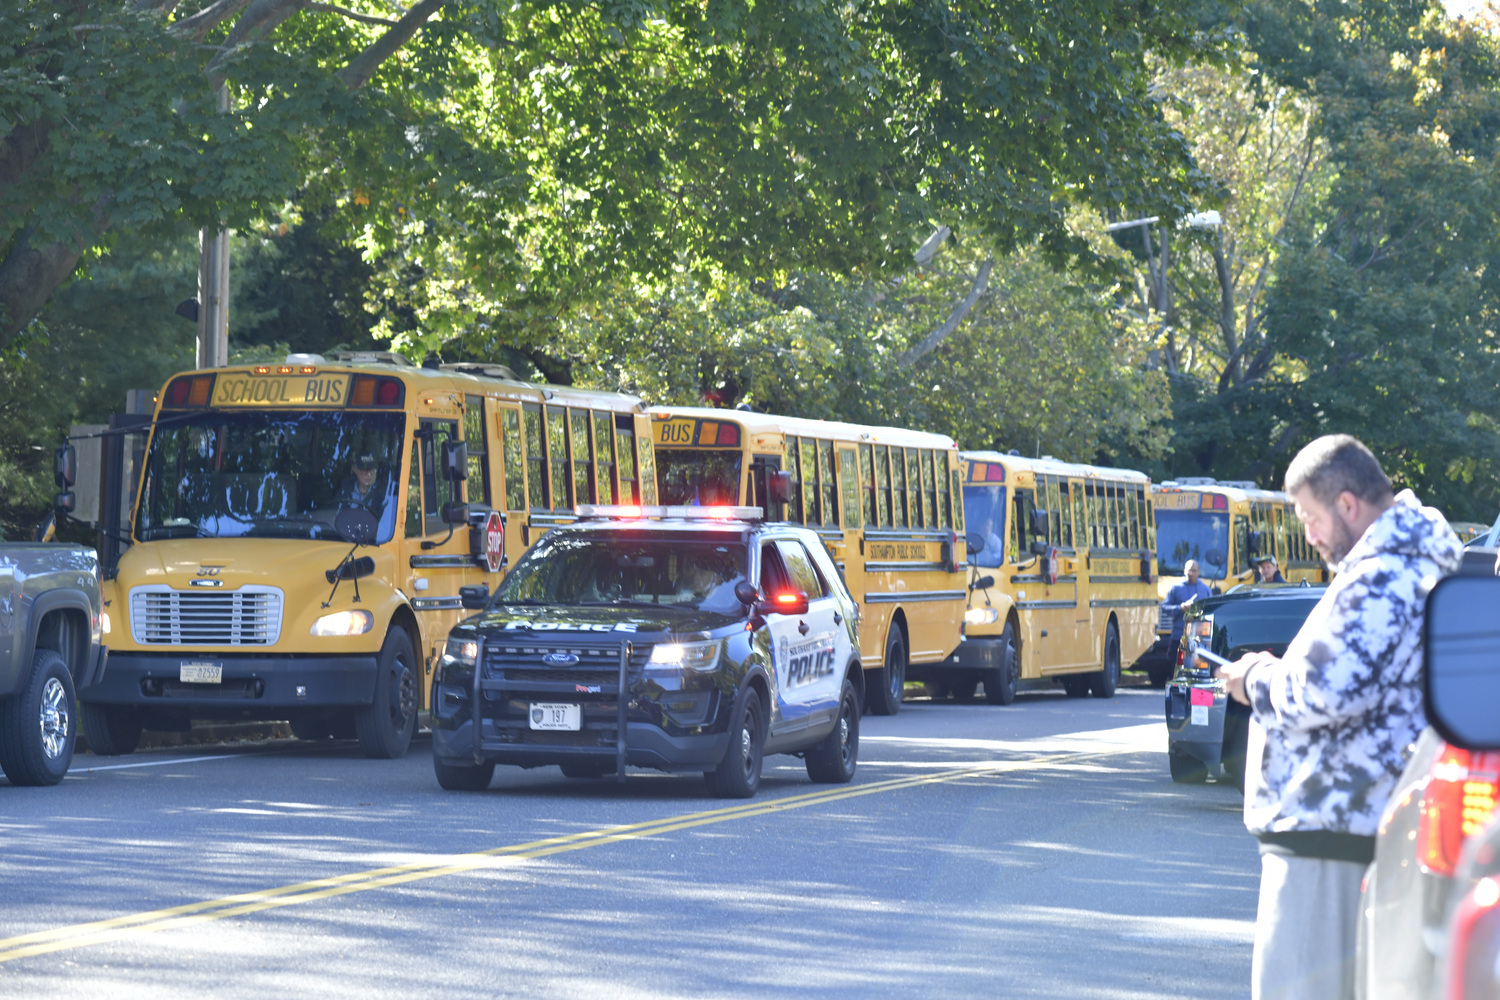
[0,209,108,344]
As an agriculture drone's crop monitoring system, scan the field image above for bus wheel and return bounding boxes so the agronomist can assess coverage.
[983,625,1018,706]
[867,629,906,716]
[1089,622,1121,699]
[356,629,417,759]
[80,703,143,756]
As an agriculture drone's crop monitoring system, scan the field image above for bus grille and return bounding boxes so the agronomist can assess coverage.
[129,586,284,646]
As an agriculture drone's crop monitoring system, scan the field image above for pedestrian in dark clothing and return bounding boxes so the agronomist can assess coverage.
[1164,558,1212,650]
[1255,554,1285,583]
[1217,435,1462,1000]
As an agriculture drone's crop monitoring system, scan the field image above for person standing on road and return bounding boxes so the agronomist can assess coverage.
[1255,554,1286,583]
[1217,434,1463,1000]
[1164,558,1212,654]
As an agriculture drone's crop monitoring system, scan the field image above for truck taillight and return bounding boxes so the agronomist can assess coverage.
[1446,877,1500,1000]
[1418,745,1500,878]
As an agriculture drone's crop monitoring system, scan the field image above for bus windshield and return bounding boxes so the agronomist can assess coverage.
[136,410,405,544]
[656,449,742,506]
[498,533,749,616]
[962,486,1006,567]
[1156,510,1230,579]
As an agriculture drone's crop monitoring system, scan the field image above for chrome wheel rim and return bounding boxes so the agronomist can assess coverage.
[39,676,69,760]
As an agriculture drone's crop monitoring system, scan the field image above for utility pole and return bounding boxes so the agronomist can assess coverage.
[196,84,230,369]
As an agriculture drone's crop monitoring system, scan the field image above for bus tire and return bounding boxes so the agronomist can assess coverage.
[434,756,495,791]
[805,680,859,784]
[80,702,143,756]
[867,629,906,716]
[0,649,76,786]
[1089,622,1121,699]
[983,625,1018,706]
[356,629,418,759]
[705,690,765,798]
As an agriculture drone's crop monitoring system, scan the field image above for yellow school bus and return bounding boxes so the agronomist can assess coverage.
[79,352,656,758]
[1142,478,1325,684]
[937,453,1159,702]
[651,407,968,715]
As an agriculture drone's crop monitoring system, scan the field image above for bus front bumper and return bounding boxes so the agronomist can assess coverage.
[924,637,1006,675]
[79,652,378,714]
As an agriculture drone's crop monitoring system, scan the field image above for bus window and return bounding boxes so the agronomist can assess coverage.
[1072,484,1088,551]
[545,407,569,510]
[594,412,616,503]
[818,440,836,526]
[963,484,1005,567]
[951,469,965,530]
[921,450,937,528]
[636,431,657,503]
[783,440,802,523]
[502,410,525,511]
[616,417,638,504]
[839,448,861,530]
[1125,485,1140,548]
[906,450,924,527]
[936,455,951,529]
[800,439,820,524]
[1088,485,1103,548]
[524,405,546,510]
[570,409,593,506]
[464,396,490,506]
[892,448,909,528]
[1012,488,1036,563]
[405,452,422,538]
[859,445,876,526]
[1143,490,1156,550]
[422,419,460,535]
[876,447,892,526]
[1056,479,1073,548]
[1234,515,1251,575]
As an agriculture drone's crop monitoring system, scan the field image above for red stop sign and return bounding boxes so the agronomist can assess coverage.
[483,510,504,574]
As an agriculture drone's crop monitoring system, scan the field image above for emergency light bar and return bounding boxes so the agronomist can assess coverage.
[576,504,764,521]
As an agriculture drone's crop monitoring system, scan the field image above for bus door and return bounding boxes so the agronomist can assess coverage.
[1013,484,1080,673]
[405,416,472,675]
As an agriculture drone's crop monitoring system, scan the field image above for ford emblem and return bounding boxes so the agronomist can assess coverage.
[542,652,580,667]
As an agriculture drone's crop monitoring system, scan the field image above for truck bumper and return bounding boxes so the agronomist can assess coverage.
[1164,680,1227,767]
[79,651,378,717]
[432,716,730,772]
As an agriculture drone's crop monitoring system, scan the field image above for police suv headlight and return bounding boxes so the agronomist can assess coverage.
[310,610,374,636]
[444,637,479,668]
[964,607,999,626]
[648,637,721,672]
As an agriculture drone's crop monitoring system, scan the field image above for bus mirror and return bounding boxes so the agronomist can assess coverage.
[766,470,792,504]
[1247,530,1263,556]
[1205,548,1225,568]
[441,441,468,482]
[442,501,470,525]
[53,491,76,515]
[54,444,76,488]
[1029,509,1050,539]
[970,575,995,591]
[964,532,984,564]
[1139,554,1155,584]
[334,506,378,545]
[459,583,491,610]
[1425,575,1500,750]
[734,581,760,606]
[1029,540,1049,557]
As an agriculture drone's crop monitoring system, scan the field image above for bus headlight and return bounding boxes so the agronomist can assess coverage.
[100,611,111,635]
[964,607,999,626]
[310,610,374,636]
[648,638,721,672]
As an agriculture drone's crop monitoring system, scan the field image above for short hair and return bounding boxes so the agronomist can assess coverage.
[1284,434,1393,508]
[1184,559,1200,573]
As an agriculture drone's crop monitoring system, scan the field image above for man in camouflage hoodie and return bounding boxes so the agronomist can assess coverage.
[1219,435,1463,1000]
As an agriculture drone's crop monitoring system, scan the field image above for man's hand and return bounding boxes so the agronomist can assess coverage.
[1217,650,1279,706]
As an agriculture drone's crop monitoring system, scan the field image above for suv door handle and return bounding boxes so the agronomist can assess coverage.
[833,612,843,625]
[798,620,810,635]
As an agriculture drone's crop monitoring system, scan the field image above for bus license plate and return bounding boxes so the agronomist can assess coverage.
[180,661,223,684]
[529,703,581,731]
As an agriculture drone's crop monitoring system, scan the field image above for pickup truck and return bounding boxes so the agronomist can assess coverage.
[0,522,107,785]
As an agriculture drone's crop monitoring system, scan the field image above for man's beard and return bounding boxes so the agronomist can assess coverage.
[1318,518,1360,566]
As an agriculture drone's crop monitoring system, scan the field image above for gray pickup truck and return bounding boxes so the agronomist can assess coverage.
[0,522,107,785]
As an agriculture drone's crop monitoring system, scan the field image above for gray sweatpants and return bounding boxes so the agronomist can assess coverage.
[1252,853,1366,1000]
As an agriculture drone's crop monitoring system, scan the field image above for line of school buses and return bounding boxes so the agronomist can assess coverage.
[75,354,1326,757]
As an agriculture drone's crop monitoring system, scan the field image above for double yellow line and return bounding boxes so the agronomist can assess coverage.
[0,748,1121,964]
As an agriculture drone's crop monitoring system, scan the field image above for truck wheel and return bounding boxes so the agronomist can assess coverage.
[705,690,765,798]
[983,625,1018,706]
[866,629,906,716]
[433,756,495,791]
[1169,748,1209,784]
[0,649,77,786]
[806,680,859,784]
[355,629,417,759]
[1089,622,1121,699]
[80,702,143,756]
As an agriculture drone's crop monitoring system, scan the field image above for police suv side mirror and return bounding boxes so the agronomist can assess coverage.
[1425,574,1500,750]
[734,581,760,606]
[758,590,810,617]
[441,441,468,482]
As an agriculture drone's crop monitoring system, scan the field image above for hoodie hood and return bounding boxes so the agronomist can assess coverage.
[1338,489,1463,576]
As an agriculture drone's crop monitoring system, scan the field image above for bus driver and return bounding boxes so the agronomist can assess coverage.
[335,452,386,516]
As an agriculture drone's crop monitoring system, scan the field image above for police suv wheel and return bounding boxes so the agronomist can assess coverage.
[706,691,765,798]
[356,629,417,760]
[434,756,495,791]
[805,679,859,784]
[0,649,76,786]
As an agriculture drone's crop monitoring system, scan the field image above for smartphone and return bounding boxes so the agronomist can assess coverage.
[1190,647,1231,669]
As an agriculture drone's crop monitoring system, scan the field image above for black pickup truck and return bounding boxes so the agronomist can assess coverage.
[0,526,107,785]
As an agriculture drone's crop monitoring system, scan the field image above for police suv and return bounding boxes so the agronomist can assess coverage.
[430,505,863,798]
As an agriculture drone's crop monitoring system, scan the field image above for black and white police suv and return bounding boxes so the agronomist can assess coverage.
[430,505,863,798]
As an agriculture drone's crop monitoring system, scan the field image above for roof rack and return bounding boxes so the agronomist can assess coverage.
[329,350,415,367]
[1217,480,1260,490]
[1176,476,1217,486]
[575,504,764,522]
[441,362,522,381]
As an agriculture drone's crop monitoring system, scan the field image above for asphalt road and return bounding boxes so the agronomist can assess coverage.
[0,685,1258,999]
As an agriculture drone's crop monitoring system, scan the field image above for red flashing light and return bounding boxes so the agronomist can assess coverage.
[617,505,642,518]
[719,424,739,446]
[1418,745,1500,878]
[703,507,734,519]
[1212,496,1229,510]
[774,592,800,606]
[165,378,190,406]
[164,374,215,408]
[375,378,402,406]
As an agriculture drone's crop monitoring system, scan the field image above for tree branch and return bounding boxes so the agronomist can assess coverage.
[335,0,446,90]
[895,256,994,367]
[167,0,251,42]
[207,0,307,82]
[306,2,398,27]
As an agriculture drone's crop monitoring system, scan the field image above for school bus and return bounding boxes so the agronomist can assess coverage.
[1142,478,1325,684]
[79,352,657,758]
[936,453,1160,702]
[651,407,968,715]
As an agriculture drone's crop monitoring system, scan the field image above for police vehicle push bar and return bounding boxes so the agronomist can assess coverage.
[576,504,764,521]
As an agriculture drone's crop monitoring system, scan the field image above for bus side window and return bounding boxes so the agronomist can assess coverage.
[1072,482,1087,551]
[569,409,593,506]
[876,447,892,527]
[838,447,861,530]
[464,395,490,507]
[1234,515,1251,574]
[908,450,926,528]
[1056,479,1073,548]
[546,406,569,511]
[1086,484,1101,548]
[1124,484,1140,549]
[783,440,803,523]
[502,409,525,511]
[615,417,638,505]
[950,468,963,530]
[891,448,908,528]
[524,404,546,510]
[818,440,836,527]
[859,445,876,526]
[405,441,423,538]
[801,438,821,524]
[421,419,460,536]
[1144,492,1156,551]
[594,412,616,504]
[636,429,657,504]
[1012,487,1035,563]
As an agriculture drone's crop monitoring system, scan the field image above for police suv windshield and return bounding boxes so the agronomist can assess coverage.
[1156,510,1229,579]
[136,411,404,544]
[497,533,749,615]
